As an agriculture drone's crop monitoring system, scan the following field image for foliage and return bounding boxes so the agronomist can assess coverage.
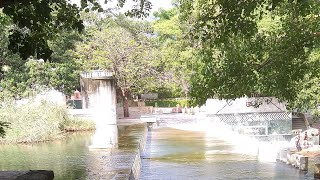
[179,0,320,107]
[72,16,163,95]
[72,15,164,117]
[157,87,185,99]
[0,0,152,61]
[0,10,22,80]
[60,117,95,132]
[0,10,82,97]
[0,99,95,143]
[1,1,84,60]
[145,98,190,107]
[152,7,197,97]
[293,48,320,117]
[1,57,81,97]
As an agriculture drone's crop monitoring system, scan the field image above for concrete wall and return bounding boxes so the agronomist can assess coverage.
[81,78,116,109]
[141,93,158,100]
[80,71,117,148]
[80,76,117,124]
[129,124,147,180]
[117,106,153,118]
[206,97,286,114]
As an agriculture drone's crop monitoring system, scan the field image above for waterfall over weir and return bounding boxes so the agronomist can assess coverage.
[154,114,291,162]
[141,114,308,180]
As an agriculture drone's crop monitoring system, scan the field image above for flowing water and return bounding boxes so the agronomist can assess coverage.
[141,114,315,180]
[0,114,317,179]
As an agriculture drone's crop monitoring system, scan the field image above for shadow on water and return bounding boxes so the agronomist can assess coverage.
[0,123,145,180]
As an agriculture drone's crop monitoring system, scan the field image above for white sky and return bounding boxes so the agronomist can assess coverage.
[70,0,172,18]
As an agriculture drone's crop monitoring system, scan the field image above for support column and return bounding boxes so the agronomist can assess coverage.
[80,71,117,149]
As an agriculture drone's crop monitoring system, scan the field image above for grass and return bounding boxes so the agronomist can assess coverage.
[0,99,95,144]
[61,117,95,132]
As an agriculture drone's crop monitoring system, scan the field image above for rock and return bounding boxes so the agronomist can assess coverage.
[16,170,54,180]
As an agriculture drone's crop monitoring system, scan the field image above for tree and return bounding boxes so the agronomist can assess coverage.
[72,17,162,117]
[0,0,84,61]
[0,9,83,137]
[0,13,82,97]
[293,48,320,117]
[0,0,152,61]
[152,8,197,98]
[179,0,320,107]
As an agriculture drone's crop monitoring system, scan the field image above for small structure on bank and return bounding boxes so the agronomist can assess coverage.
[80,71,117,148]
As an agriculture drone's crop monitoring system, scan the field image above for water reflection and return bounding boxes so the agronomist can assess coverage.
[0,123,145,180]
[0,132,92,179]
[90,124,118,149]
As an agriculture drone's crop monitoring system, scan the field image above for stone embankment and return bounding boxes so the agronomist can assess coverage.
[277,146,320,179]
[278,148,308,171]
[128,120,148,180]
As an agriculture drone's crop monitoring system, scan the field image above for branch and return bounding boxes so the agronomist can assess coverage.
[256,58,275,72]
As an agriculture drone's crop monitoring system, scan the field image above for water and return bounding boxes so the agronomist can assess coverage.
[0,114,317,179]
[141,114,314,180]
[0,123,145,180]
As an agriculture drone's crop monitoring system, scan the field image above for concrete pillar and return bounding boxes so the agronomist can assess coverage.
[80,71,118,149]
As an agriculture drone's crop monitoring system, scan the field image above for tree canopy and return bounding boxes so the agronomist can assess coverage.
[0,0,152,61]
[152,7,197,98]
[179,0,320,107]
[72,15,163,116]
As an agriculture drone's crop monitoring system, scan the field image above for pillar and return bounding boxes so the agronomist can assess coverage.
[80,71,118,148]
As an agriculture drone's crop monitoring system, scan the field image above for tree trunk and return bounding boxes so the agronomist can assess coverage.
[122,89,130,117]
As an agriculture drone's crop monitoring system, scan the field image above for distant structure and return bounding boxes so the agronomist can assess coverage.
[141,93,158,100]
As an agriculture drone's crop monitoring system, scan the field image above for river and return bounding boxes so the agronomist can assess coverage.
[0,114,316,179]
[0,123,145,180]
[141,114,315,180]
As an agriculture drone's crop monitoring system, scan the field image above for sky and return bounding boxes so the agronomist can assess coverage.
[70,0,173,18]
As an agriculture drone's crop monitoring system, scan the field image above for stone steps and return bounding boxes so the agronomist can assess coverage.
[292,117,307,131]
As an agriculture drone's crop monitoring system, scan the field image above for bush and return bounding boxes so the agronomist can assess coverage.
[145,99,190,107]
[61,117,95,132]
[0,99,95,143]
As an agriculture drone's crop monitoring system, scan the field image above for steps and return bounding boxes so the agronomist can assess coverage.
[292,117,307,131]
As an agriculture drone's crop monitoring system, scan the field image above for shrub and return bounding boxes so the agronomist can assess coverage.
[61,117,95,132]
[0,99,95,143]
[145,98,190,107]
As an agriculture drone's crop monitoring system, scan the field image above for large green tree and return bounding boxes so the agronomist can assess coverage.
[72,16,162,117]
[152,7,197,98]
[179,0,320,108]
[0,0,152,136]
[0,10,82,98]
[0,0,152,61]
